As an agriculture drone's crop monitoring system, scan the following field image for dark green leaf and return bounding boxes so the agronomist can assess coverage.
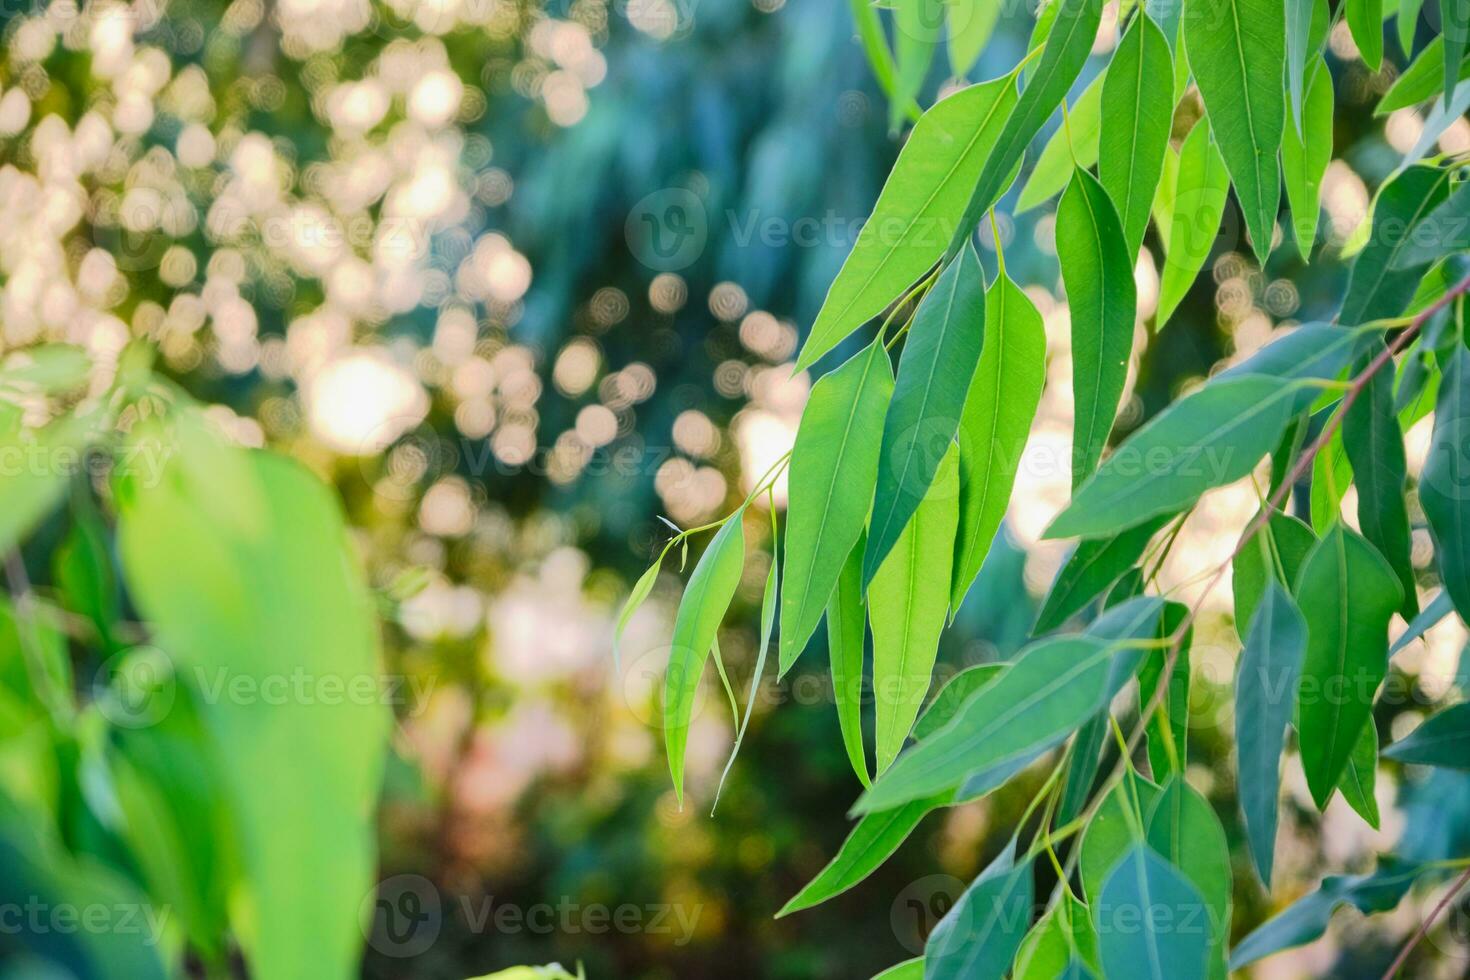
[1035,516,1168,635]
[1057,166,1137,489]
[1232,511,1316,638]
[1442,0,1469,108]
[1337,719,1381,827]
[925,849,1034,980]
[1377,36,1470,114]
[1390,179,1470,270]
[1384,702,1470,768]
[1339,164,1454,325]
[1421,344,1470,623]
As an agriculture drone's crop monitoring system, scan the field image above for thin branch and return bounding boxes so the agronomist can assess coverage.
[1381,865,1470,979]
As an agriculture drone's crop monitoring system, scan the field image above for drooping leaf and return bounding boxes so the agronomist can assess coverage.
[829,534,872,786]
[1293,524,1402,808]
[1034,516,1168,634]
[1094,843,1211,980]
[892,0,941,131]
[1390,179,1470,270]
[1145,777,1232,978]
[116,440,388,980]
[952,273,1046,609]
[1235,581,1307,886]
[947,0,1001,78]
[864,245,984,584]
[663,508,747,803]
[1286,0,1319,129]
[1156,121,1231,328]
[1046,376,1317,540]
[1232,511,1317,638]
[1342,339,1418,618]
[1057,167,1137,489]
[781,339,894,673]
[1219,321,1364,383]
[1384,702,1470,768]
[1016,71,1106,214]
[1012,893,1102,980]
[913,663,1006,740]
[1346,0,1385,70]
[1442,0,1469,108]
[0,411,94,555]
[714,520,779,806]
[1098,11,1175,255]
[1420,345,1470,623]
[870,447,960,772]
[1080,769,1161,902]
[1337,719,1381,828]
[1183,0,1287,264]
[1401,79,1470,167]
[1399,0,1425,53]
[1338,164,1454,325]
[1376,35,1470,113]
[1281,54,1333,259]
[851,0,909,114]
[943,0,1105,258]
[1230,859,1430,968]
[794,76,1017,371]
[1137,612,1191,779]
[924,848,1034,980]
[1309,425,1352,533]
[856,635,1137,813]
[1391,589,1454,656]
[614,557,663,673]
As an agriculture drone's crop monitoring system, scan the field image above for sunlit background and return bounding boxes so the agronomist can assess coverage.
[4,0,1470,975]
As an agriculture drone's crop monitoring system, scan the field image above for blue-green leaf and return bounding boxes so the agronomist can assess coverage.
[1145,778,1232,978]
[1339,164,1454,325]
[1421,344,1470,623]
[1384,702,1470,768]
[1035,516,1168,633]
[925,848,1034,980]
[1095,843,1211,980]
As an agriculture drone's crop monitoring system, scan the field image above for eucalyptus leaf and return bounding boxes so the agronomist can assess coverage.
[1281,54,1333,259]
[1034,516,1167,634]
[1420,345,1470,622]
[1094,843,1211,980]
[1145,777,1232,978]
[1156,121,1230,328]
[1016,71,1105,214]
[1098,11,1174,255]
[1339,164,1454,325]
[924,849,1034,980]
[1383,702,1470,768]
[829,534,872,786]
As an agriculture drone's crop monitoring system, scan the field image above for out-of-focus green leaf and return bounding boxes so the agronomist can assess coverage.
[1293,524,1401,808]
[892,0,940,131]
[1235,581,1307,886]
[795,76,1017,371]
[872,957,925,980]
[829,534,871,786]
[1183,0,1286,263]
[1046,376,1315,540]
[1057,167,1136,489]
[1339,164,1454,325]
[1421,345,1470,622]
[870,447,959,771]
[662,508,747,803]
[856,635,1136,813]
[951,272,1045,610]
[1095,843,1211,980]
[0,345,91,393]
[864,245,983,583]
[924,847,1033,980]
[1016,71,1106,215]
[1281,54,1333,259]
[1156,121,1230,328]
[947,0,1001,78]
[1343,339,1418,618]
[0,411,95,556]
[1098,11,1174,255]
[781,339,893,673]
[943,0,1104,258]
[116,431,388,980]
[1384,702,1470,768]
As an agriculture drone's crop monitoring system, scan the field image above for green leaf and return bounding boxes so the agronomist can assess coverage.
[872,959,925,980]
[1095,843,1211,980]
[855,635,1134,813]
[864,244,984,583]
[1098,11,1174,256]
[943,0,1105,258]
[1034,516,1168,634]
[1420,344,1470,623]
[1309,426,1351,532]
[925,849,1034,979]
[1337,719,1381,827]
[1230,858,1429,968]
[795,75,1018,371]
[1339,164,1454,325]
[781,339,894,673]
[1442,0,1469,108]
[1293,524,1401,808]
[0,344,91,393]
[913,663,1006,739]
[951,272,1046,610]
[0,411,95,555]
[1013,893,1101,980]
[1220,321,1363,382]
[1183,0,1287,264]
[1045,376,1315,540]
[1281,55,1333,259]
[777,791,948,916]
[1346,0,1385,70]
[870,446,959,772]
[1399,0,1426,56]
[1138,609,1191,778]
[714,521,779,806]
[1376,36,1470,113]
[116,442,388,980]
[1384,702,1470,767]
[1016,70,1106,214]
[1391,589,1454,655]
[829,533,872,786]
[614,556,663,673]
[892,0,941,131]
[1080,769,1161,902]
[1057,166,1137,489]
[1232,511,1316,638]
[54,507,121,650]
[1156,121,1230,328]
[1342,339,1418,618]
[1235,581,1307,886]
[947,0,1001,78]
[1286,0,1319,130]
[851,0,910,115]
[1390,180,1470,269]
[663,509,747,804]
[1146,778,1232,978]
